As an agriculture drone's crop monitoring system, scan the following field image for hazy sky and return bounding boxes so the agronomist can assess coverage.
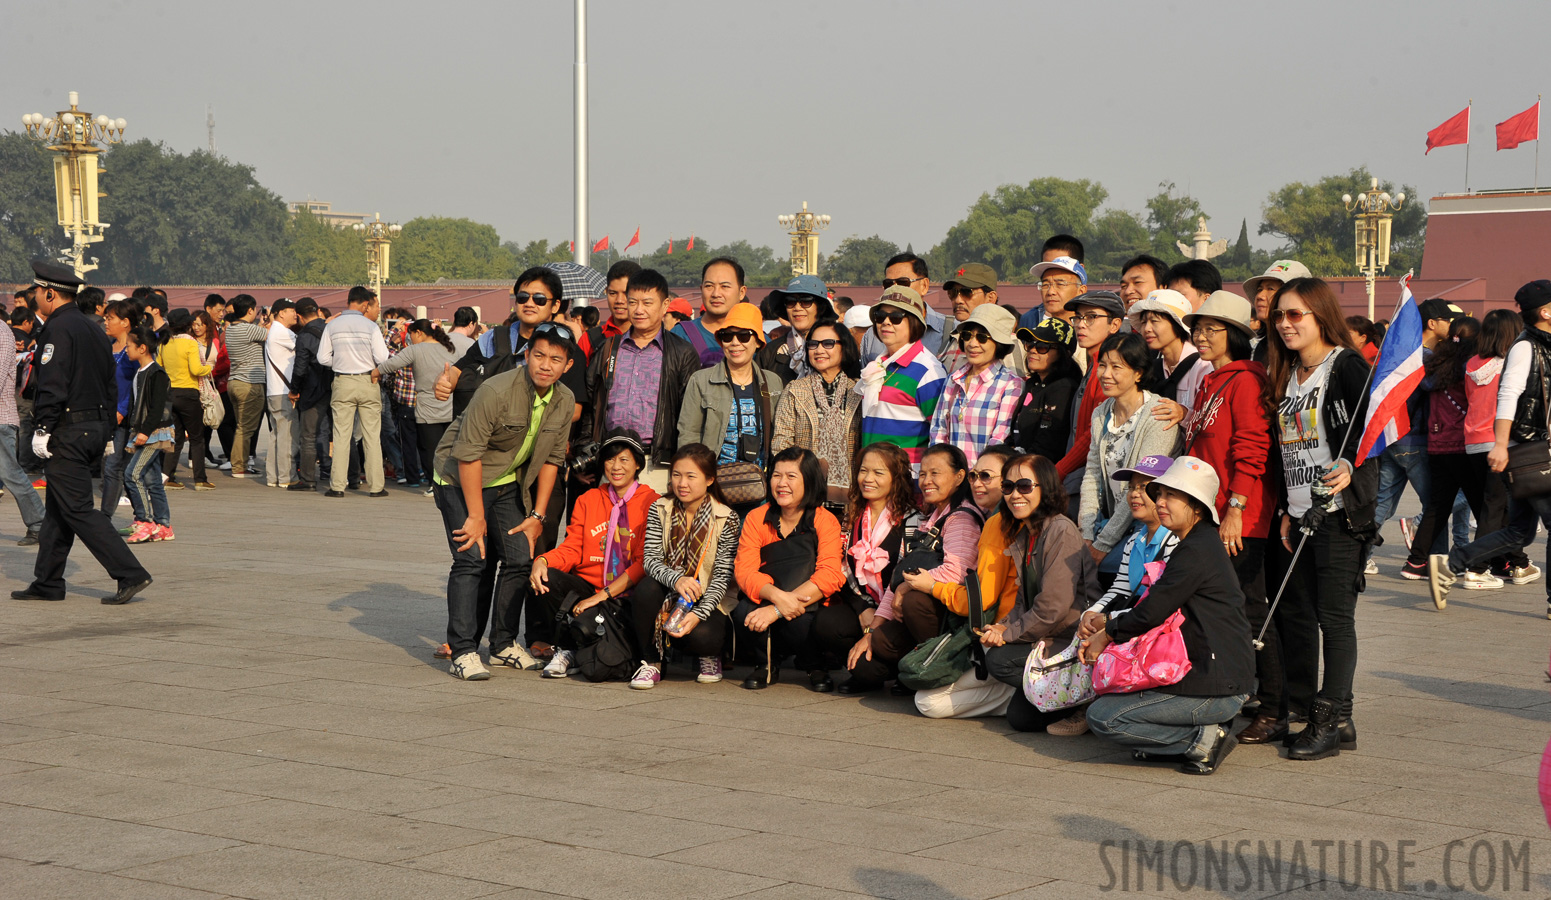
[8,0,1548,260]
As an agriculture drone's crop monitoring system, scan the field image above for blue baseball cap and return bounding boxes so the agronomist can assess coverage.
[770,274,829,304]
[1028,255,1088,286]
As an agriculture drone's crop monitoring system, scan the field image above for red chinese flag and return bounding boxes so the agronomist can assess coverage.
[687,233,695,251]
[623,227,640,251]
[1426,106,1470,154]
[667,238,674,255]
[592,235,609,253]
[1497,102,1540,150]
[569,241,574,252]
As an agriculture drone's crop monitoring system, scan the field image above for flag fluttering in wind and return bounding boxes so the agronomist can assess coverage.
[592,236,610,253]
[687,234,695,251]
[623,227,640,252]
[1426,106,1470,154]
[667,237,674,255]
[1498,101,1541,150]
[1356,275,1427,462]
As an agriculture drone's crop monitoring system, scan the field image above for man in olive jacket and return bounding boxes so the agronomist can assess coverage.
[433,326,576,681]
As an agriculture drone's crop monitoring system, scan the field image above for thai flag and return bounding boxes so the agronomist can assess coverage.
[1355,275,1427,461]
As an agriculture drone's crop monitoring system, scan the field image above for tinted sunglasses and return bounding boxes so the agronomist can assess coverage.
[956,328,993,348]
[870,309,909,326]
[1020,338,1057,352]
[716,328,759,345]
[880,277,918,288]
[968,469,998,483]
[944,286,980,300]
[514,292,555,306]
[784,296,817,309]
[1271,308,1312,324]
[1001,478,1040,496]
[531,321,575,343]
[805,338,842,351]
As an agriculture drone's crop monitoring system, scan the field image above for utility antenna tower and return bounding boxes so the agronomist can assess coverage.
[206,104,216,155]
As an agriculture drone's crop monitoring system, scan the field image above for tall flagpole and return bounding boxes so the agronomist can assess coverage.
[574,0,589,267]
[1537,94,1542,191]
[1465,99,1472,192]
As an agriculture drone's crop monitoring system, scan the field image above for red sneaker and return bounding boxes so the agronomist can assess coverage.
[125,522,156,544]
[153,524,175,542]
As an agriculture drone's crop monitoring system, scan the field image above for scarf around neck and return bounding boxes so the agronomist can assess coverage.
[603,482,639,584]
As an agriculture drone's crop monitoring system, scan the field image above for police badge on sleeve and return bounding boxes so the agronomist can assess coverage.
[40,343,54,364]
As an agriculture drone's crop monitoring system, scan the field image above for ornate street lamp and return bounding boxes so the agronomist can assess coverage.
[1342,178,1405,319]
[777,201,830,277]
[21,91,128,279]
[351,213,402,297]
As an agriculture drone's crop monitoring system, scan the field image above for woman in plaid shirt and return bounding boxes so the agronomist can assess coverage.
[930,305,1023,466]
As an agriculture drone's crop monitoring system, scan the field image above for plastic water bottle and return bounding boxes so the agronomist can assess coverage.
[664,595,694,633]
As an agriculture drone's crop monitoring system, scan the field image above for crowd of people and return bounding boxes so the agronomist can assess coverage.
[6,242,1550,778]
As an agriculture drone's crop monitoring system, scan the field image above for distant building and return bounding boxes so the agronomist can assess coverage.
[287,200,371,228]
[1422,189,1551,304]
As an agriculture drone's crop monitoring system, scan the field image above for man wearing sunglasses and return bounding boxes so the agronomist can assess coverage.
[585,268,700,493]
[671,257,747,368]
[436,268,587,423]
[861,253,948,362]
[1055,291,1127,511]
[939,262,1026,377]
[758,274,834,383]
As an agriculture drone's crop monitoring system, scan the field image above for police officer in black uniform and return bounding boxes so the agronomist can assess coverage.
[12,260,152,605]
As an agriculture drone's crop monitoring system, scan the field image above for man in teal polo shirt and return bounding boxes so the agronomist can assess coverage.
[433,322,577,681]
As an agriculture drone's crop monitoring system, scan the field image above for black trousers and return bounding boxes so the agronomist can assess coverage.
[216,390,236,462]
[1234,537,1285,717]
[535,569,601,651]
[628,577,729,663]
[31,419,150,598]
[1276,515,1362,719]
[435,483,530,658]
[733,597,823,675]
[297,404,324,488]
[415,421,448,489]
[811,599,865,666]
[984,642,1072,732]
[1407,451,1524,571]
[163,387,206,482]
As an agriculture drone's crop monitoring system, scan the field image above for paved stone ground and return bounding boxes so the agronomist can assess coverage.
[1,473,1549,899]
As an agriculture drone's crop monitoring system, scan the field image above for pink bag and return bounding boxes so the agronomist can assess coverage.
[1091,608,1192,695]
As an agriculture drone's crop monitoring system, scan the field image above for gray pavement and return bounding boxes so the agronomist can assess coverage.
[2,472,1550,899]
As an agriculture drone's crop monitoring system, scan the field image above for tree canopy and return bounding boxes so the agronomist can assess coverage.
[1258,167,1425,278]
[820,235,901,286]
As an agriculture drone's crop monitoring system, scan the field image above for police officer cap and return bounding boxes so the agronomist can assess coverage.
[30,258,84,294]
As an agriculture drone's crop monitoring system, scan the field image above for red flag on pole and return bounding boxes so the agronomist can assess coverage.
[623,227,640,252]
[593,235,610,253]
[667,237,674,255]
[1498,102,1541,150]
[687,233,695,251]
[1426,106,1470,154]
[569,241,575,253]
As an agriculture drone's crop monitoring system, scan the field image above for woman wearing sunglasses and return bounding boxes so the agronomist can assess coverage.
[915,454,1097,732]
[858,287,947,473]
[772,320,863,504]
[677,303,785,513]
[968,444,1014,515]
[928,305,1022,466]
[1179,291,1284,744]
[1079,333,1182,587]
[1264,277,1377,761]
[1008,317,1083,463]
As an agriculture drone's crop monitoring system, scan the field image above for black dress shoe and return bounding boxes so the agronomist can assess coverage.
[324,490,345,498]
[105,577,152,605]
[1237,714,1289,744]
[286,482,314,492]
[1180,728,1237,775]
[368,490,390,497]
[742,668,773,690]
[17,529,40,546]
[12,587,62,602]
[346,482,360,491]
[890,681,914,697]
[1132,749,1187,763]
[808,669,834,693]
[837,677,880,695]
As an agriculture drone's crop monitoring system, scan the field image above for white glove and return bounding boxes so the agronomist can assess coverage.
[32,431,51,460]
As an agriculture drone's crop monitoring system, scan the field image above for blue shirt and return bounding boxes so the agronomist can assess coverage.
[718,380,761,465]
[114,348,136,418]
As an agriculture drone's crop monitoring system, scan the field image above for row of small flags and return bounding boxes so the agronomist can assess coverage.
[568,227,694,255]
[1426,98,1540,153]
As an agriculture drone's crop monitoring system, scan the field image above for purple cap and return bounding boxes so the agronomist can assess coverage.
[1110,454,1174,483]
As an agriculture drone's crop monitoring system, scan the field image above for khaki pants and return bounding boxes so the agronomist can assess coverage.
[228,380,266,472]
[330,374,383,493]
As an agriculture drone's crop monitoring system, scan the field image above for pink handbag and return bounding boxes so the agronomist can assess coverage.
[1091,608,1192,695]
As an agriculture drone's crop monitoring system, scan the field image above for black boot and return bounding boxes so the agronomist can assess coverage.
[1281,714,1308,748]
[1337,717,1356,750]
[808,669,834,693]
[1287,698,1341,761]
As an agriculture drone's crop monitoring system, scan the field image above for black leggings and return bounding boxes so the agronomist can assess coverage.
[164,387,206,481]
[1406,451,1493,571]
[628,577,728,663]
[415,420,447,486]
[1234,537,1284,716]
[532,568,599,651]
[985,642,1073,731]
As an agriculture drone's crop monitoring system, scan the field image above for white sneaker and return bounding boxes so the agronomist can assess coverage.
[541,649,575,679]
[448,651,490,681]
[1399,517,1414,551]
[1428,555,1454,610]
[1363,558,1378,576]
[491,644,541,670]
[117,496,131,507]
[1460,571,1504,590]
[1509,564,1542,585]
[218,461,232,471]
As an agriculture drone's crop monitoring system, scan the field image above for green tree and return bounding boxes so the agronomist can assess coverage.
[1259,167,1426,278]
[820,235,900,286]
[930,178,1109,283]
[1144,181,1207,262]
[1083,209,1151,282]
[95,140,289,284]
[0,132,57,283]
[284,209,365,284]
[393,216,507,282]
[503,238,572,276]
[631,238,788,289]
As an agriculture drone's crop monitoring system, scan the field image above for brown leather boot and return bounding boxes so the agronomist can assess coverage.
[1237,714,1289,744]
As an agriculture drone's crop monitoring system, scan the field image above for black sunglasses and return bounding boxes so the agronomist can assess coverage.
[1001,478,1040,496]
[968,470,998,483]
[806,338,842,351]
[956,328,993,348]
[880,277,919,289]
[945,286,981,300]
[784,296,817,309]
[716,328,758,345]
[514,292,555,306]
[870,309,909,326]
[1020,338,1057,352]
[532,321,575,343]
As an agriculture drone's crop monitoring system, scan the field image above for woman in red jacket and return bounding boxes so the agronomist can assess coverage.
[530,430,660,681]
[1182,291,1284,744]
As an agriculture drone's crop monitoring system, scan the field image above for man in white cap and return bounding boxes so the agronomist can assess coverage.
[1027,255,1086,328]
[842,304,871,348]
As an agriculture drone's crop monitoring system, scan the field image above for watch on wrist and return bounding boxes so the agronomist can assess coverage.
[1228,497,1247,511]
[528,511,545,522]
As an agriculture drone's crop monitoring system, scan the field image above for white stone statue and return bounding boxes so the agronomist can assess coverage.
[1176,216,1228,261]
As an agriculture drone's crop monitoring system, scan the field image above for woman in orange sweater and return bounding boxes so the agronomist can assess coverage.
[733,446,846,691]
[531,430,660,680]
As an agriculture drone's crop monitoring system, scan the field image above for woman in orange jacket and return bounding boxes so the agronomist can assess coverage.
[733,447,846,691]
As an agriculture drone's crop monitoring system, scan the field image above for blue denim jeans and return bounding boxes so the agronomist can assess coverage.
[1373,442,1469,554]
[435,482,531,658]
[124,446,169,526]
[1449,492,1551,599]
[0,424,45,531]
[100,424,131,515]
[1088,691,1249,756]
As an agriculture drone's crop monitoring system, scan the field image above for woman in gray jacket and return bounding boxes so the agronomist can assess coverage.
[376,319,463,492]
[1079,333,1182,583]
[677,303,784,505]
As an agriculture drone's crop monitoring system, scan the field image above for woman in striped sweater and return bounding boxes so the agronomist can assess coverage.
[857,287,946,474]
